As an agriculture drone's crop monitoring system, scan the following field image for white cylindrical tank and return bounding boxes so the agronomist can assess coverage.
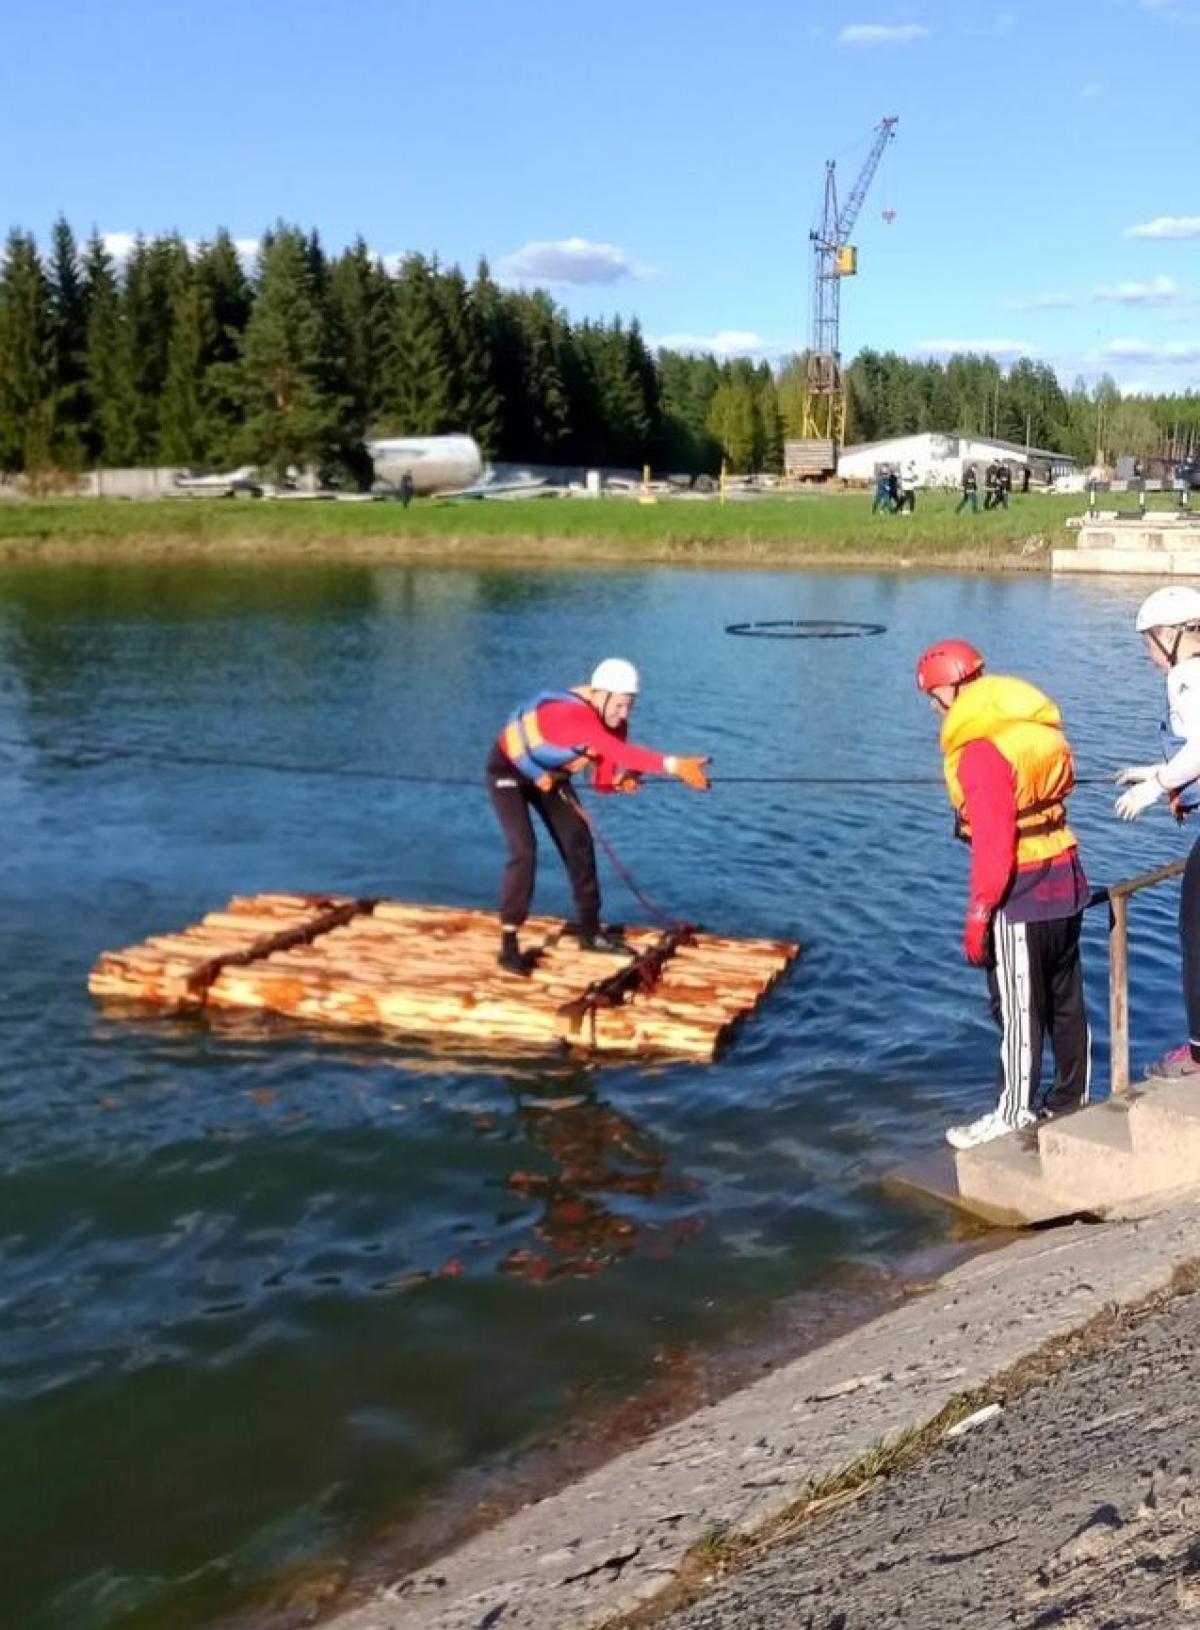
[367,434,484,495]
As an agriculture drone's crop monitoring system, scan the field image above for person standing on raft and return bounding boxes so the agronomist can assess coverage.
[1114,586,1200,1079]
[916,640,1091,1149]
[487,658,710,976]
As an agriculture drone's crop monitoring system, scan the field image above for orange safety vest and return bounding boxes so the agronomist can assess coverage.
[499,688,595,791]
[940,675,1077,865]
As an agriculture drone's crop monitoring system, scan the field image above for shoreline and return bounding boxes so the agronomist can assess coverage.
[263,1229,998,1628]
[314,1192,1200,1630]
[0,531,1058,572]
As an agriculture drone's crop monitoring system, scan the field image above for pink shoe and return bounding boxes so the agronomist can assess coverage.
[1145,1044,1200,1080]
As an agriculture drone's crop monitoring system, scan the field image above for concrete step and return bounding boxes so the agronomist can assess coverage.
[1037,1100,1143,1206]
[954,1133,1080,1227]
[1127,1079,1200,1180]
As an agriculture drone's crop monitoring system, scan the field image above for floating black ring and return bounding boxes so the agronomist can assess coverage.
[724,619,888,639]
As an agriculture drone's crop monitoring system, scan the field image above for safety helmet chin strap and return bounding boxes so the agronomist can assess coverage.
[1150,628,1186,666]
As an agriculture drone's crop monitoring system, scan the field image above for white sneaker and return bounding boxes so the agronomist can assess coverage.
[945,1108,1036,1151]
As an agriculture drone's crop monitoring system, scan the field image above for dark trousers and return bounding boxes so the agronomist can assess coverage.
[956,491,978,514]
[987,909,1090,1119]
[486,746,600,936]
[1180,837,1200,1046]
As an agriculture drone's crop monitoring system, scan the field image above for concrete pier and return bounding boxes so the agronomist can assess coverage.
[1053,512,1200,575]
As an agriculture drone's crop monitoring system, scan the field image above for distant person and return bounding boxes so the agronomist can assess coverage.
[896,459,920,514]
[487,659,710,976]
[956,463,979,515]
[983,461,1000,511]
[915,640,1091,1149]
[887,467,900,511]
[872,467,892,514]
[996,464,1012,510]
[1115,587,1200,1079]
[1021,465,1032,495]
[398,471,415,508]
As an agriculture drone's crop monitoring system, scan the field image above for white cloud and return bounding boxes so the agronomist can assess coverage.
[1079,79,1104,98]
[100,232,139,261]
[98,230,261,264]
[1002,292,1076,310]
[1126,215,1200,239]
[653,329,784,360]
[1099,337,1200,362]
[916,337,1038,359]
[837,22,929,45]
[1092,274,1189,305]
[496,236,656,288]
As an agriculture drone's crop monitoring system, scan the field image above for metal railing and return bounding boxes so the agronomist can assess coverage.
[1091,858,1187,1095]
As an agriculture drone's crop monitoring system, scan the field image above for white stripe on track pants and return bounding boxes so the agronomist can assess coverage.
[986,908,1091,1123]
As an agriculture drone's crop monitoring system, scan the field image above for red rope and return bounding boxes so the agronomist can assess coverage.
[561,791,677,929]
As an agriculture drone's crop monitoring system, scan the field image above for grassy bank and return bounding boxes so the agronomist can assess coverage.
[0,489,1099,566]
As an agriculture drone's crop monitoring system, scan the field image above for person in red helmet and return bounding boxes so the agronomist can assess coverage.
[916,640,1091,1149]
[487,658,711,976]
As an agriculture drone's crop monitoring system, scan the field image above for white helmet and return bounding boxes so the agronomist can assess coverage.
[1135,586,1200,632]
[590,657,640,696]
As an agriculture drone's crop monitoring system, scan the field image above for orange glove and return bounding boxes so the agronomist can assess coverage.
[614,772,641,794]
[668,755,711,791]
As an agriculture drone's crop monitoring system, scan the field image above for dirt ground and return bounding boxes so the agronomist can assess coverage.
[663,1286,1200,1630]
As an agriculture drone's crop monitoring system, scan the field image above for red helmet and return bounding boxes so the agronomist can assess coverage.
[915,640,984,693]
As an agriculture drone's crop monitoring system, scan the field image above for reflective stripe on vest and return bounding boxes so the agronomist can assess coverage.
[500,690,594,789]
[940,675,1077,866]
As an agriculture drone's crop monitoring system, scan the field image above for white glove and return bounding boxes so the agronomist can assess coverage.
[1115,771,1164,821]
[1115,764,1163,786]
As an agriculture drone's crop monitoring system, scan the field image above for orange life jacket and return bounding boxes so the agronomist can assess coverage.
[499,688,595,791]
[940,675,1077,865]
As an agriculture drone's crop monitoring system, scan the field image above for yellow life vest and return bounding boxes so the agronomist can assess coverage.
[939,675,1077,865]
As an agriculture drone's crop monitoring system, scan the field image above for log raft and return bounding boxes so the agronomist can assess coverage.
[88,895,801,1060]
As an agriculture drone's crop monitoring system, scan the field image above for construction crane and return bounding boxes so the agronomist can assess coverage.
[799,116,898,464]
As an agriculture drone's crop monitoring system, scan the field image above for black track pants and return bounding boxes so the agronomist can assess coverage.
[1180,837,1200,1047]
[486,749,600,936]
[986,909,1091,1119]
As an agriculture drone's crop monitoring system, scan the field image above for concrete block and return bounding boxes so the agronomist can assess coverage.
[1037,1101,1143,1205]
[1129,1080,1200,1177]
[954,1135,1078,1227]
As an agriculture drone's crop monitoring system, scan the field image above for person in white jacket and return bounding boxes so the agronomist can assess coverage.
[1115,584,1200,1077]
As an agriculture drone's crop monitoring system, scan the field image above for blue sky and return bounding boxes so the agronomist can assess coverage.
[3,0,1198,394]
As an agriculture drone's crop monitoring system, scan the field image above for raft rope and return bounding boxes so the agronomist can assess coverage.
[0,733,1129,791]
[562,789,679,928]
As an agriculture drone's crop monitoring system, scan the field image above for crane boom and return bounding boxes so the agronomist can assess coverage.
[798,116,898,469]
[835,117,897,245]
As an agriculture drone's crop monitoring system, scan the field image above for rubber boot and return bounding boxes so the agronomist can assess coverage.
[498,930,531,978]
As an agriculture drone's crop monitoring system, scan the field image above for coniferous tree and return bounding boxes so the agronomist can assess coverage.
[239,227,338,476]
[158,250,208,464]
[123,235,182,459]
[47,217,89,467]
[382,253,453,435]
[82,234,138,466]
[326,239,392,483]
[193,232,252,467]
[0,229,55,473]
[512,289,571,461]
[472,260,526,459]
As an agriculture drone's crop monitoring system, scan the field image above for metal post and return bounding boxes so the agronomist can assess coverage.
[1109,893,1129,1096]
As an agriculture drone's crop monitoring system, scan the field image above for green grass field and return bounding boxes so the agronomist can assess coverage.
[0,488,1133,566]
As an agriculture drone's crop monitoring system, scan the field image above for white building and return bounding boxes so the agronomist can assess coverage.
[837,431,1077,488]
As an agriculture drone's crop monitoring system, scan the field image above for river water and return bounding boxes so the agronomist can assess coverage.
[0,561,1186,1629]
